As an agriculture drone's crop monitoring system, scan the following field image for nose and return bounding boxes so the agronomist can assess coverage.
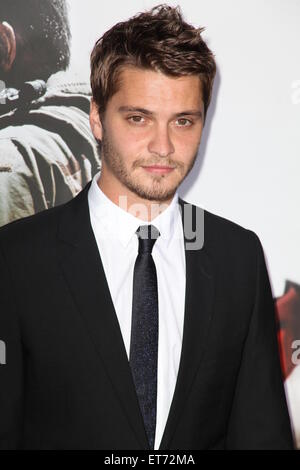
[147,123,175,158]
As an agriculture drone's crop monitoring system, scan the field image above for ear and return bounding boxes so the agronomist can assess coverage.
[89,98,103,141]
[0,21,16,71]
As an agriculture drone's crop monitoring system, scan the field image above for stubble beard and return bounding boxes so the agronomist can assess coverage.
[100,131,199,203]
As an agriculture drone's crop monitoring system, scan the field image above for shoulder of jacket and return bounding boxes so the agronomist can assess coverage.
[0,200,65,249]
[178,196,259,250]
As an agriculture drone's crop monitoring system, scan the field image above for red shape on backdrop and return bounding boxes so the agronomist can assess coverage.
[275,281,300,379]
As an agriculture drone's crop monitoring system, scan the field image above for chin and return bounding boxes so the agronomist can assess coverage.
[139,187,177,202]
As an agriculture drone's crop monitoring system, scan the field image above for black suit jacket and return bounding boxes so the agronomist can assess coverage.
[0,181,294,449]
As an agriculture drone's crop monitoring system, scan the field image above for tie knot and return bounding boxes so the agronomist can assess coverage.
[136,224,160,254]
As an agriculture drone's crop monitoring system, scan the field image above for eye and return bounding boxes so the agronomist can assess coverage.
[176,118,193,127]
[127,115,145,124]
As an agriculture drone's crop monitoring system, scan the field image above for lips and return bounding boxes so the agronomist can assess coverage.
[144,166,174,169]
[142,165,175,174]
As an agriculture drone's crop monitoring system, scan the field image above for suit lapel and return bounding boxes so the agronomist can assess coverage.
[158,198,215,449]
[57,184,215,450]
[57,182,149,449]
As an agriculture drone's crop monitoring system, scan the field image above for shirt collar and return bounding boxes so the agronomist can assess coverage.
[88,171,181,249]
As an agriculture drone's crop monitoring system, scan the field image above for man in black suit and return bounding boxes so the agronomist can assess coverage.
[0,4,294,449]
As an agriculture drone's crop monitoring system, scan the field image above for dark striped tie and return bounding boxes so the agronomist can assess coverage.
[129,224,160,450]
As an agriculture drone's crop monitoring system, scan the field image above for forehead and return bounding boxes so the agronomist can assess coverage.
[110,66,203,111]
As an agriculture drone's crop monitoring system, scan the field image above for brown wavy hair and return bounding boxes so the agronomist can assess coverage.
[90,4,216,122]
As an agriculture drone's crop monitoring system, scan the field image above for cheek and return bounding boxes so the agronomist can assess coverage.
[114,121,150,146]
[174,136,200,160]
[110,139,144,165]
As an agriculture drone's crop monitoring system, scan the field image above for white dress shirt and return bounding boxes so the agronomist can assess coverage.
[88,171,186,450]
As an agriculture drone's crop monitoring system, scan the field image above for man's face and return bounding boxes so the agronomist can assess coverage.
[90,66,204,205]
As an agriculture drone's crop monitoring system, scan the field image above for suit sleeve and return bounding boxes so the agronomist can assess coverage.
[225,231,295,449]
[0,242,24,449]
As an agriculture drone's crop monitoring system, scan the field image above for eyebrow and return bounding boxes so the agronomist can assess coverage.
[118,106,202,119]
